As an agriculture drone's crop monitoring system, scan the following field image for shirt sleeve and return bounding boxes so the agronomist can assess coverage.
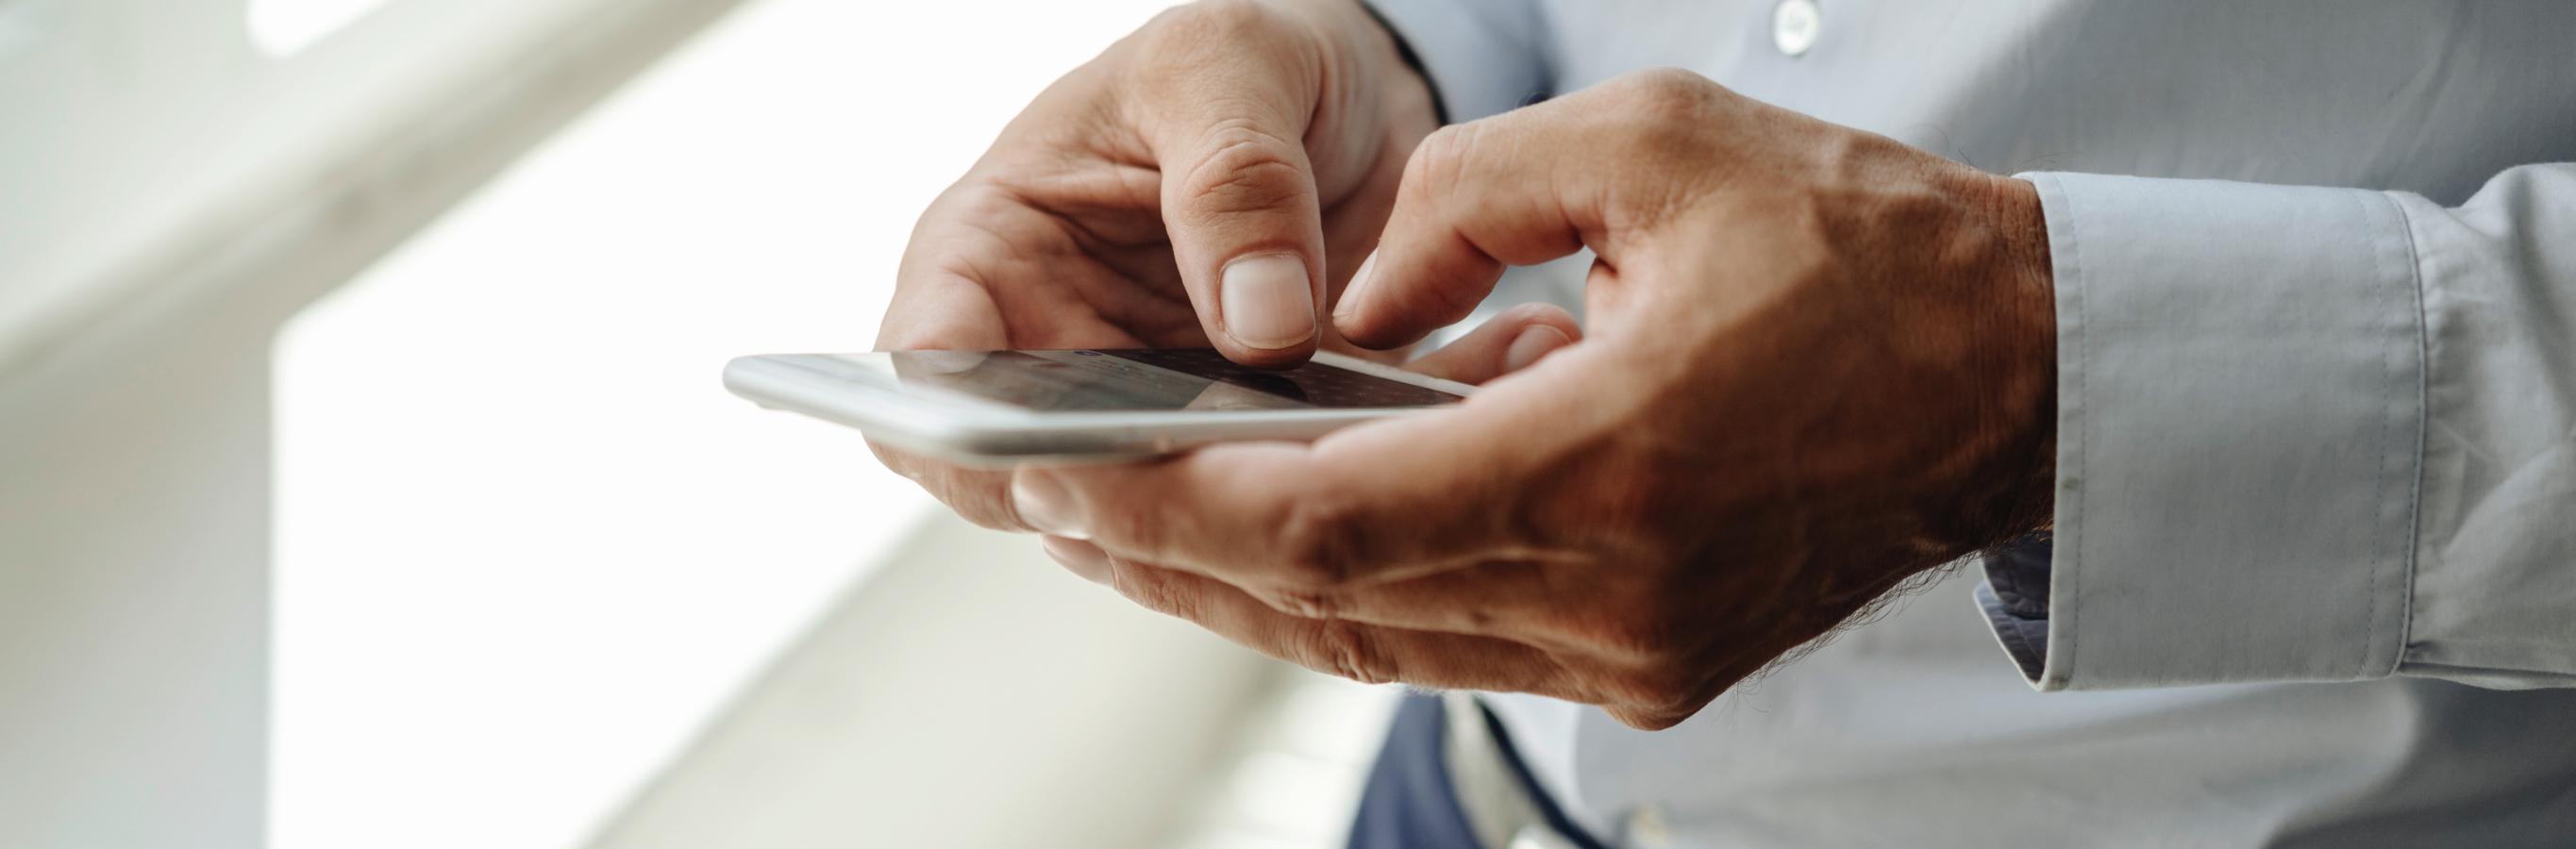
[1362,0,1556,123]
[1975,164,2576,691]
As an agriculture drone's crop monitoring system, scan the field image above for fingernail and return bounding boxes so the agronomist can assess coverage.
[1333,249,1380,325]
[1220,254,1316,350]
[1040,536,1112,586]
[1503,325,1573,373]
[1011,472,1086,538]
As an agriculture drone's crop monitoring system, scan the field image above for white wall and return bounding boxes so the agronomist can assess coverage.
[3,1,1330,847]
[0,252,276,849]
[0,0,744,846]
[263,1,1196,844]
[0,0,677,367]
[585,515,1276,849]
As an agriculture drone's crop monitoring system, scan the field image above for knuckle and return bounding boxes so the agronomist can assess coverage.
[1101,558,1157,605]
[1108,561,1197,622]
[938,178,1018,219]
[1603,68,1716,149]
[1601,663,1703,720]
[1176,123,1308,221]
[1614,67,1716,114]
[1401,123,1479,197]
[1612,707,1690,732]
[911,181,1028,258]
[1305,620,1397,685]
[1260,586,1343,620]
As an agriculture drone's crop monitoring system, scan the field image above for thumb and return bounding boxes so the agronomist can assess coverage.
[1138,4,1333,367]
[1400,303,1581,385]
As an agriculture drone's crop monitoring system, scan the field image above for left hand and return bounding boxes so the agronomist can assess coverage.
[1011,69,2059,730]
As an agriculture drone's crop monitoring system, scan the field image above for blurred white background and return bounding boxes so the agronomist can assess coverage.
[268,0,1157,842]
[2,0,1398,847]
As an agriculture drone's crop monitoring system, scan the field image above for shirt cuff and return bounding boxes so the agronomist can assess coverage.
[1361,0,1554,123]
[1974,536,2054,683]
[1990,173,2426,691]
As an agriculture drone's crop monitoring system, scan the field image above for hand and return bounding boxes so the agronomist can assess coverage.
[1012,70,2059,730]
[872,0,1440,529]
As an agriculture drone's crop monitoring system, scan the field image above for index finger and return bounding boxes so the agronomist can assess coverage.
[1332,75,1668,350]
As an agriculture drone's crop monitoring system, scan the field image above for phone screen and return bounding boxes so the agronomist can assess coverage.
[880,349,1463,412]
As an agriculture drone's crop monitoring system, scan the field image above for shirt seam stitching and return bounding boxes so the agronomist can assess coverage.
[2350,186,2392,681]
[2059,174,2087,688]
[2386,191,2431,676]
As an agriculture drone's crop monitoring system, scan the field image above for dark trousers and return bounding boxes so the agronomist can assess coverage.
[1345,693,1612,849]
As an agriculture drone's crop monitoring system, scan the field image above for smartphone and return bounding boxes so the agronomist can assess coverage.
[723,349,1472,466]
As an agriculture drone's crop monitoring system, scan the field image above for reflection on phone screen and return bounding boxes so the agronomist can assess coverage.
[886,349,1461,411]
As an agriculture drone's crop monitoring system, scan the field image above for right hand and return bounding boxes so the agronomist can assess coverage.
[1007,71,2056,729]
[872,0,1443,529]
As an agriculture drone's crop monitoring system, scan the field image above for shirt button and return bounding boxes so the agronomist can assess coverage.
[1628,804,1678,848]
[1773,0,1822,57]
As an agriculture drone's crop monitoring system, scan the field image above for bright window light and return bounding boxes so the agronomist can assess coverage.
[270,1,1179,847]
[247,0,396,58]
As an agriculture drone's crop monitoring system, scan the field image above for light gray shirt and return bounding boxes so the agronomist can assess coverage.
[1366,0,2576,845]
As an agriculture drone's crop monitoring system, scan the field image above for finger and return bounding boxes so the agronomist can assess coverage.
[1133,2,1332,366]
[1229,557,1600,645]
[1009,344,1620,586]
[1040,535,1110,583]
[868,440,1027,532]
[1045,534,1582,637]
[1044,536,1721,729]
[876,269,1010,352]
[1399,302,1581,385]
[868,277,1027,531]
[1074,542,1586,695]
[1333,108,1604,350]
[1012,441,1508,589]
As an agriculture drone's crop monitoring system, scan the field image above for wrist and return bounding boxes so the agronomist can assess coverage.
[1982,175,2059,541]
